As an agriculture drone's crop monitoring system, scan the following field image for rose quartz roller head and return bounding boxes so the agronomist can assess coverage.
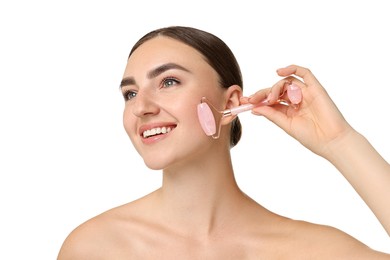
[197,97,267,139]
[197,83,302,138]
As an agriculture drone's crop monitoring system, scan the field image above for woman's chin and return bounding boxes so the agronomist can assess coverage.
[143,158,168,171]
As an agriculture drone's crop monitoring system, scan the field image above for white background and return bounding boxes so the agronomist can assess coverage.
[1,0,389,259]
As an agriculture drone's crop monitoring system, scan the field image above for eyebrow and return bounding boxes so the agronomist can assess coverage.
[120,62,191,88]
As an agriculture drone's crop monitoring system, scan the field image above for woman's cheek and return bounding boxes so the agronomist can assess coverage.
[123,110,137,140]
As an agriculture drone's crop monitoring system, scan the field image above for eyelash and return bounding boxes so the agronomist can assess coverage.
[161,77,180,88]
[122,76,181,101]
[122,89,137,101]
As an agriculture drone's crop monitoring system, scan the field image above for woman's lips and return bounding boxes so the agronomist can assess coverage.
[138,123,177,143]
[142,126,174,138]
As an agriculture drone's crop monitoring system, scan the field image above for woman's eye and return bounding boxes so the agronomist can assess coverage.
[123,90,137,101]
[162,77,179,88]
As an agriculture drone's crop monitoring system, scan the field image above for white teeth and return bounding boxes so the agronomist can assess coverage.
[143,126,172,138]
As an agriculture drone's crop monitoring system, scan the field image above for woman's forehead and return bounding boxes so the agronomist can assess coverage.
[129,37,204,65]
[125,36,214,78]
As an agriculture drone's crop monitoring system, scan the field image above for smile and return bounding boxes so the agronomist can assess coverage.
[142,126,174,138]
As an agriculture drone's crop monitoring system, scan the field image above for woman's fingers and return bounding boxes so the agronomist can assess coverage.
[242,65,320,111]
[246,80,286,105]
[246,78,303,108]
[277,65,321,87]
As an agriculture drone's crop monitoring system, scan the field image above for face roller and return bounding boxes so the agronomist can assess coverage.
[197,97,269,139]
[197,83,302,138]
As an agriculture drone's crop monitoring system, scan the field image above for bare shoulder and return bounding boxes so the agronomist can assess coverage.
[57,213,110,260]
[283,218,390,259]
[57,194,154,260]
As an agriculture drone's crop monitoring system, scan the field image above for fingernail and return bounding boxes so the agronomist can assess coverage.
[287,84,302,104]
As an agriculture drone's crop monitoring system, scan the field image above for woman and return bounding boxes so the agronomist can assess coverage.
[58,26,390,259]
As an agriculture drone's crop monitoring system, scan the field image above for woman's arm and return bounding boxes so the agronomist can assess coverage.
[324,128,390,236]
[242,64,390,235]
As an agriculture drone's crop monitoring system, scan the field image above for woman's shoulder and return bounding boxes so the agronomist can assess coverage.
[272,217,390,259]
[57,213,110,259]
[57,193,155,259]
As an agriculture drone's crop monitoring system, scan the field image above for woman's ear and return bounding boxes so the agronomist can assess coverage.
[221,85,243,126]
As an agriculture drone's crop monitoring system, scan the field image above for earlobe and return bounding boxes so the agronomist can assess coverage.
[221,85,242,125]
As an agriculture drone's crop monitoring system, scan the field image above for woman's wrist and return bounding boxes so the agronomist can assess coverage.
[321,127,363,167]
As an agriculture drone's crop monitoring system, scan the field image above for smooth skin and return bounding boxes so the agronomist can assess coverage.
[58,37,390,259]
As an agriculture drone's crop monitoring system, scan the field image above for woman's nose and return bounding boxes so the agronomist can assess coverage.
[132,91,160,117]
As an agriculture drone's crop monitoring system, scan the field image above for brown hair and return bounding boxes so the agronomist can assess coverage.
[129,26,243,147]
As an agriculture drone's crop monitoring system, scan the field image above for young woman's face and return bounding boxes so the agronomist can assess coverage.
[121,36,226,170]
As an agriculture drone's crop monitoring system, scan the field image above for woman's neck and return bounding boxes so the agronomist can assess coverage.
[155,147,249,238]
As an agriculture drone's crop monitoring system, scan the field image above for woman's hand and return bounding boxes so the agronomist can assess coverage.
[241,64,354,158]
[244,65,390,236]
